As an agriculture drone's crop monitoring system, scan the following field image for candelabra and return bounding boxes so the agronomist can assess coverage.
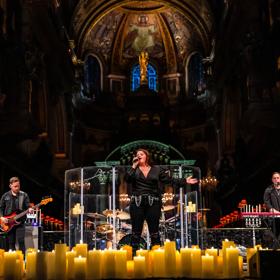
[69,181,91,192]
[119,194,130,203]
[200,169,218,189]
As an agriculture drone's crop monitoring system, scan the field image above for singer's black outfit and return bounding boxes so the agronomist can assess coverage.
[263,185,280,247]
[125,165,189,252]
[0,190,30,252]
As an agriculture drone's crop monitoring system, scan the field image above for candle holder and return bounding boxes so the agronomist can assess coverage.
[244,215,261,247]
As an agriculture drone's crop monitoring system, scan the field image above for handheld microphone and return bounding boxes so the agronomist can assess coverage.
[132,157,139,163]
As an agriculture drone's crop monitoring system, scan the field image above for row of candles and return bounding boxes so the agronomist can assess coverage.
[0,239,263,279]
[213,200,267,228]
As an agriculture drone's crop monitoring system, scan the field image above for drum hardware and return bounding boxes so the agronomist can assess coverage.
[162,205,176,212]
[86,212,105,219]
[96,223,113,234]
[85,216,106,249]
[120,222,132,231]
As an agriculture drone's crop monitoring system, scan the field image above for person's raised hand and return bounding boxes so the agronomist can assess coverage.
[186,176,198,184]
[132,156,139,169]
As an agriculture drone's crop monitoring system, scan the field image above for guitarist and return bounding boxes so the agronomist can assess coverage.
[0,176,32,252]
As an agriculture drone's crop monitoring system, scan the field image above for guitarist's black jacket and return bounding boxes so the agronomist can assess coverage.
[0,190,30,220]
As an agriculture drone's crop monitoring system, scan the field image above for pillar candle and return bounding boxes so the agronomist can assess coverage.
[225,246,239,278]
[201,254,214,278]
[74,241,88,258]
[26,250,37,280]
[246,247,257,264]
[66,250,77,280]
[15,258,22,280]
[102,249,115,279]
[36,251,49,280]
[239,255,244,278]
[126,260,134,278]
[4,250,18,279]
[47,250,55,280]
[147,250,154,277]
[205,247,218,275]
[153,248,165,278]
[121,245,133,260]
[115,249,127,279]
[164,240,176,277]
[55,243,67,279]
[0,249,4,277]
[16,250,24,279]
[134,255,146,278]
[136,249,149,274]
[176,250,182,277]
[190,247,202,278]
[180,247,192,277]
[222,239,235,276]
[87,249,102,279]
[74,255,87,280]
[216,255,223,276]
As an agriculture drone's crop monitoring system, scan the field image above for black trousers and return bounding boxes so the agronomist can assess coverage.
[129,195,161,250]
[6,224,26,252]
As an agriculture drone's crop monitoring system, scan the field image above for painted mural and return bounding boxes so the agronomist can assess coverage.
[123,14,164,58]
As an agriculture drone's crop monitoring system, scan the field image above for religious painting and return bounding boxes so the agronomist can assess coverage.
[123,14,164,58]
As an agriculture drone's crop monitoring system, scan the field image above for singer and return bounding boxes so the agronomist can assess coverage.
[263,171,280,247]
[125,148,198,254]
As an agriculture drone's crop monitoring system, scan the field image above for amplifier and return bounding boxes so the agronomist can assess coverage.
[248,250,280,279]
[25,226,43,250]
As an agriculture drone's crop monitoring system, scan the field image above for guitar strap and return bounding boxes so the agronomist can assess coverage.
[18,191,24,211]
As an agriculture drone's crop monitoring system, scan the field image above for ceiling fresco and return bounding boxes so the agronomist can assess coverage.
[74,0,213,73]
[122,13,164,59]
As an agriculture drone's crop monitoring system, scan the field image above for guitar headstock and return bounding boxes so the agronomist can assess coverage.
[41,197,53,205]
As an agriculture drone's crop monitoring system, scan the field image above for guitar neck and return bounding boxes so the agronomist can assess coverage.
[14,202,41,220]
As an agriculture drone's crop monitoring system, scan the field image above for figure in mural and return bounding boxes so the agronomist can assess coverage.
[139,51,149,84]
[130,15,155,52]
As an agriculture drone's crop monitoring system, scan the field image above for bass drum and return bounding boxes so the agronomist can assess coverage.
[117,234,147,249]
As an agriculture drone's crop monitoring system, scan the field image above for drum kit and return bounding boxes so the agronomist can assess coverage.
[84,203,179,249]
[84,209,132,249]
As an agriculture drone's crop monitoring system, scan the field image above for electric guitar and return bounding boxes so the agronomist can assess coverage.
[0,197,53,233]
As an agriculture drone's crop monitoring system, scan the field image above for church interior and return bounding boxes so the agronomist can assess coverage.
[0,0,280,278]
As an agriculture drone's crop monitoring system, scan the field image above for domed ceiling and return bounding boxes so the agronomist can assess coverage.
[71,0,214,73]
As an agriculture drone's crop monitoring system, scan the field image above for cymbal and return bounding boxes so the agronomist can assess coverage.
[103,209,114,217]
[86,212,105,219]
[102,209,130,220]
[117,211,130,220]
[96,224,113,234]
[162,205,175,211]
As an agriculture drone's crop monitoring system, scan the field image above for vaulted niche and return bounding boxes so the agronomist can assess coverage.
[84,55,102,99]
[187,53,206,97]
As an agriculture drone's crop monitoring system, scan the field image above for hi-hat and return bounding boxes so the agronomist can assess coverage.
[162,205,175,211]
[86,212,105,219]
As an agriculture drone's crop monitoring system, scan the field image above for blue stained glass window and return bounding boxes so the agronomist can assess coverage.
[131,64,157,92]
